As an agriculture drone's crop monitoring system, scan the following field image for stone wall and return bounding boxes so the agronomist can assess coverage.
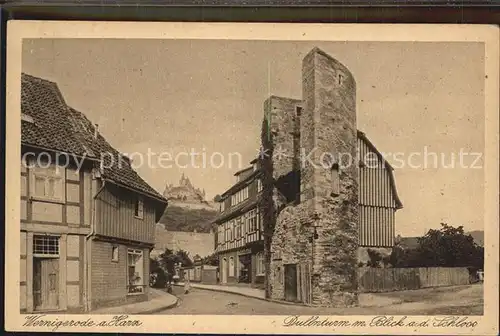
[152,224,215,259]
[264,47,359,307]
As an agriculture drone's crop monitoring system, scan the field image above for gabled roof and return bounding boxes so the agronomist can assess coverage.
[21,73,167,204]
[357,130,403,209]
[220,169,261,199]
[21,74,97,158]
[67,108,166,203]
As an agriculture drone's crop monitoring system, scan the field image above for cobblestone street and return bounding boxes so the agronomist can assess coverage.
[159,284,483,315]
[158,287,368,315]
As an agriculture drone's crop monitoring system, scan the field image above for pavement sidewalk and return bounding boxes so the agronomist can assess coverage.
[176,282,266,299]
[92,288,178,314]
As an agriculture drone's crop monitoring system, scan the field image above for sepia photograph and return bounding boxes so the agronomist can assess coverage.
[5,22,499,334]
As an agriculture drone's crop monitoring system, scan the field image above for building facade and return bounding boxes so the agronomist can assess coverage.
[20,74,168,313]
[214,48,402,307]
[213,163,265,287]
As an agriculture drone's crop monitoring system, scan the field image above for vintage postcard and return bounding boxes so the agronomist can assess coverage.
[4,21,499,334]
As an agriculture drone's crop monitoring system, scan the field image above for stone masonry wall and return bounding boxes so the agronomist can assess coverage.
[264,48,359,307]
[302,48,359,307]
[261,96,310,300]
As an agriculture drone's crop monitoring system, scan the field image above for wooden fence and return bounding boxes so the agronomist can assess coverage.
[357,267,470,293]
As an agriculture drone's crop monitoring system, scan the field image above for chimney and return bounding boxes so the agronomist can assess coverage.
[94,124,99,139]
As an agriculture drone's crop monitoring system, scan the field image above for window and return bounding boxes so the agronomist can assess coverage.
[134,196,144,219]
[21,112,35,123]
[229,257,235,277]
[257,179,263,193]
[218,226,224,245]
[127,249,144,294]
[236,219,242,239]
[33,235,59,257]
[331,163,340,196]
[241,215,247,236]
[230,187,249,207]
[111,246,119,262]
[259,212,264,232]
[248,209,258,232]
[296,106,302,117]
[31,164,65,202]
[338,73,344,85]
[256,252,265,276]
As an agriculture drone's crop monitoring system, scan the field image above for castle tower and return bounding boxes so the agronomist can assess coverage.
[264,48,358,308]
[301,47,358,306]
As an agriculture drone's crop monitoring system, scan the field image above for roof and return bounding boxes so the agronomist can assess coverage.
[21,73,167,204]
[213,197,259,224]
[220,169,261,199]
[233,166,253,176]
[21,74,97,158]
[357,130,403,209]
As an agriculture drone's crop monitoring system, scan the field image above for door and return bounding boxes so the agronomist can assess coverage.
[221,258,228,284]
[284,264,298,302]
[33,258,59,310]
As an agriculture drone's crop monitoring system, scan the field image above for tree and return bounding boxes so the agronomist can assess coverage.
[201,253,219,266]
[366,249,383,268]
[176,249,194,268]
[158,248,178,275]
[157,248,194,275]
[390,223,484,268]
[149,258,167,288]
[418,223,483,268]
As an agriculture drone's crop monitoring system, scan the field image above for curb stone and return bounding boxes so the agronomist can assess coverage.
[136,296,179,314]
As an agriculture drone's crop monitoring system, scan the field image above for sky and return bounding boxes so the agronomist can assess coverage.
[21,39,485,237]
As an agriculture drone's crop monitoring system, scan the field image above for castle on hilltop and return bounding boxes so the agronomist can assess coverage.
[163,173,209,205]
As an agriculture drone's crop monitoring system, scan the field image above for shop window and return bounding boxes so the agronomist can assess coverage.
[127,249,144,294]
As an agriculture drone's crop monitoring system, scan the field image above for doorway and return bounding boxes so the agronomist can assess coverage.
[221,258,228,284]
[284,264,298,302]
[33,257,59,311]
[238,254,251,283]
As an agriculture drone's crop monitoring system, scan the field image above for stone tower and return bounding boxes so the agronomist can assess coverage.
[264,47,358,307]
[301,47,358,306]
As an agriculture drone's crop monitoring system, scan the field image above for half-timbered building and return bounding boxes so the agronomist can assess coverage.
[213,162,265,287]
[20,74,168,312]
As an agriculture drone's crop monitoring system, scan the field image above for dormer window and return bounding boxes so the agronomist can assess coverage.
[331,163,340,196]
[134,196,144,219]
[21,113,35,124]
[257,179,263,193]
